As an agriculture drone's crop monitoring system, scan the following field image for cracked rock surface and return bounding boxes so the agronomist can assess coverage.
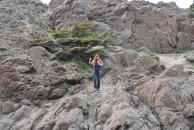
[1,0,194,130]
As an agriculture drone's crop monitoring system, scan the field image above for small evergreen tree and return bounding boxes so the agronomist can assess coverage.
[189,3,194,12]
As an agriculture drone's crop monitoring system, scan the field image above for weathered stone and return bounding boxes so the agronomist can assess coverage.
[158,107,190,130]
[162,65,188,77]
[139,79,182,109]
[68,84,83,95]
[53,108,83,130]
[186,53,194,62]
[65,96,82,109]
[2,101,16,114]
[97,104,112,123]
[49,88,65,99]
[177,32,190,49]
[20,99,32,106]
[0,66,19,98]
[114,1,130,15]
[0,0,194,130]
[134,53,159,69]
[49,0,89,29]
[28,46,53,60]
[92,21,111,32]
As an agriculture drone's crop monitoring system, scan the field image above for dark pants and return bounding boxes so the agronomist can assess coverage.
[93,69,101,90]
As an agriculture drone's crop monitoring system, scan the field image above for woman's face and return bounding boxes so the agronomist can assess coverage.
[96,55,100,60]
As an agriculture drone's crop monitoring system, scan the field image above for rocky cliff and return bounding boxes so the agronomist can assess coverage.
[49,0,194,53]
[1,0,194,130]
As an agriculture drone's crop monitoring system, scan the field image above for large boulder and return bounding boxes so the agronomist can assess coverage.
[162,65,189,77]
[43,63,83,87]
[137,76,194,130]
[106,49,159,71]
[28,46,53,60]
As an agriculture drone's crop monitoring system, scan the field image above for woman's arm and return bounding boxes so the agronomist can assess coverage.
[98,59,103,66]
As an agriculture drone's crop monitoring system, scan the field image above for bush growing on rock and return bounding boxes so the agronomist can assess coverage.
[28,23,116,66]
[150,53,160,61]
[189,3,194,12]
[70,23,95,37]
[28,37,58,50]
[48,29,69,38]
[56,46,105,62]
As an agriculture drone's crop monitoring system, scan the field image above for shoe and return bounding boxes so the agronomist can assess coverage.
[97,89,102,93]
[93,89,97,92]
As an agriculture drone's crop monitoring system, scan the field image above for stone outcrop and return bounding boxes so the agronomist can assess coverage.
[0,0,49,47]
[1,0,194,130]
[48,0,194,53]
[49,0,90,29]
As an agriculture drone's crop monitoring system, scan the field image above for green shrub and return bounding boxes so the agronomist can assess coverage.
[81,32,98,37]
[70,23,94,37]
[49,25,118,46]
[28,37,57,47]
[189,3,194,12]
[48,29,69,38]
[29,23,117,64]
[150,53,160,61]
[29,37,49,44]
[58,37,101,44]
[136,48,144,52]
[97,31,119,44]
[69,46,89,53]
[75,60,92,73]
[174,49,193,54]
[61,46,105,56]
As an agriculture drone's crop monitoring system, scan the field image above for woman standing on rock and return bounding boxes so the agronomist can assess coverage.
[89,54,103,92]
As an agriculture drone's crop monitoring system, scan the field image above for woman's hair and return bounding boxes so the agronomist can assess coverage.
[92,54,100,67]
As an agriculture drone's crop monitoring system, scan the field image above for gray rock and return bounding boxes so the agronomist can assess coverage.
[92,21,111,32]
[0,105,33,129]
[28,46,53,60]
[0,101,2,115]
[20,99,32,106]
[49,0,89,29]
[1,0,194,130]
[6,105,33,122]
[177,32,190,49]
[2,101,16,114]
[16,66,32,74]
[113,1,130,15]
[97,104,112,123]
[186,54,194,62]
[162,65,189,77]
[0,0,48,46]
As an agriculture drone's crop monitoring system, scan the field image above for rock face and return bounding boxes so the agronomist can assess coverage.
[1,0,194,130]
[48,0,194,53]
[0,0,48,47]
[49,0,90,29]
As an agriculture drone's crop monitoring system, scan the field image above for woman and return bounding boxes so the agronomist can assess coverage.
[89,54,103,92]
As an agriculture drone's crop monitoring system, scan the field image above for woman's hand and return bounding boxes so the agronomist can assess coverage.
[97,59,103,66]
[89,58,92,64]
